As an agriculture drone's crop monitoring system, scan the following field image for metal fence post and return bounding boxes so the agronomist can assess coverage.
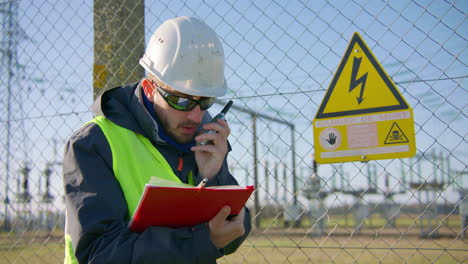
[252,114,259,228]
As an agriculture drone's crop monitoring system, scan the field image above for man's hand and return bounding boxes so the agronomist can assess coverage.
[191,119,230,179]
[208,206,245,249]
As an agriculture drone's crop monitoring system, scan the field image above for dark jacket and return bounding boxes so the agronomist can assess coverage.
[63,82,251,263]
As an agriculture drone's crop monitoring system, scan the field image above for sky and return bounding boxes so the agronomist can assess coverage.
[0,0,466,215]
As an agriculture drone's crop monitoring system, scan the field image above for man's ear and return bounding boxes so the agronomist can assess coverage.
[141,79,154,102]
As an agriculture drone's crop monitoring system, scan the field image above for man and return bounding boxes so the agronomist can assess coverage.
[63,16,251,263]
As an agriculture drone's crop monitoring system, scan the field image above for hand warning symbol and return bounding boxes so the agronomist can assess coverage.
[326,133,337,145]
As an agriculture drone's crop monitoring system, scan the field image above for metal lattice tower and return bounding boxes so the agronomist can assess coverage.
[1,0,28,231]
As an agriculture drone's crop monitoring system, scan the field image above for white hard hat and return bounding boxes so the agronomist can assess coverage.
[139,16,227,97]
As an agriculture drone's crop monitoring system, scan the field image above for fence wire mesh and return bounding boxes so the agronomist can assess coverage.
[1,0,467,263]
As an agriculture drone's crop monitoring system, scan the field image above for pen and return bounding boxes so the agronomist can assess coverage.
[197,178,208,189]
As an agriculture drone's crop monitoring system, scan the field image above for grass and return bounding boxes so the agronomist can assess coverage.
[0,230,64,264]
[1,242,64,264]
[219,236,468,264]
[259,214,462,230]
[2,237,466,264]
[1,217,466,264]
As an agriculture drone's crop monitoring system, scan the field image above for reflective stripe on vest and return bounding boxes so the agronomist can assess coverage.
[65,116,194,263]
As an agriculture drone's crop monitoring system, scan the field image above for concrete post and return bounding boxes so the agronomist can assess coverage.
[93,0,145,99]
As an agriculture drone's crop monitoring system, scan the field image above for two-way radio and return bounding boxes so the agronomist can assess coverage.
[197,100,233,146]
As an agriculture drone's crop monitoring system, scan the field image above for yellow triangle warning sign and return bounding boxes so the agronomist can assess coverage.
[315,32,409,119]
[384,122,409,144]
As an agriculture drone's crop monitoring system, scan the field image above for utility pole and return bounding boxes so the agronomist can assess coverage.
[93,0,145,99]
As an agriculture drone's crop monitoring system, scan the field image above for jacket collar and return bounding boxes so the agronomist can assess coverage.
[90,81,212,151]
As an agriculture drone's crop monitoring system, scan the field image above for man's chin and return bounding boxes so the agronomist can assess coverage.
[172,134,195,144]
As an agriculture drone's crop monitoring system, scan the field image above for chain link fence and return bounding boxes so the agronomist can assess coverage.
[1,0,467,263]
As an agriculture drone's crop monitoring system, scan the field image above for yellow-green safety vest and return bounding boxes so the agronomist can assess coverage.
[65,116,193,263]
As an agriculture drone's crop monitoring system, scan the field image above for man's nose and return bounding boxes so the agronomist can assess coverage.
[187,105,203,123]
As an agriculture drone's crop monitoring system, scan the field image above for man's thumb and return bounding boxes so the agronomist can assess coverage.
[214,206,231,222]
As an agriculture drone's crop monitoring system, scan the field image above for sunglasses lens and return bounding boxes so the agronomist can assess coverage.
[164,96,192,111]
[167,101,188,111]
[158,87,214,111]
[199,98,215,110]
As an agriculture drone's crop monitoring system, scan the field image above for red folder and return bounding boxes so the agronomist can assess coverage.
[128,185,254,232]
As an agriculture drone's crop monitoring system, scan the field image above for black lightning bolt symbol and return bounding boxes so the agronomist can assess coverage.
[349,57,368,104]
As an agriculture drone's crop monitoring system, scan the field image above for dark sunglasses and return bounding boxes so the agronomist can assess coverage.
[156,86,215,111]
